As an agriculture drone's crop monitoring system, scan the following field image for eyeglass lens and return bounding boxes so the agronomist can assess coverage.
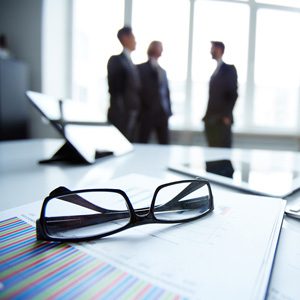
[44,191,131,239]
[153,181,211,221]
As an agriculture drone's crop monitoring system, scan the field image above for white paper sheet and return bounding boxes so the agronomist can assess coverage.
[0,174,286,300]
[267,218,300,300]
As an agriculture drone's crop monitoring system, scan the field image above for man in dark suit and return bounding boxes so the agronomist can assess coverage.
[203,41,238,148]
[137,41,172,144]
[107,26,140,142]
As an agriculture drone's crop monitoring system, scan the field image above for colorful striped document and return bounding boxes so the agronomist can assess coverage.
[0,174,286,299]
[0,217,183,300]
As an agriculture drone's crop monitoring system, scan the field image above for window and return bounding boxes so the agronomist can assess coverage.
[255,0,300,9]
[192,0,249,129]
[71,0,300,135]
[254,8,300,129]
[132,0,190,128]
[72,0,124,120]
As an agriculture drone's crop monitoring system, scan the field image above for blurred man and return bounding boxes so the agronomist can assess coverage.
[137,41,172,144]
[107,26,140,142]
[202,41,238,148]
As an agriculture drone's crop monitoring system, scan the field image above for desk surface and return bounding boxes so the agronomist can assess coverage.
[1,139,300,299]
[2,138,300,209]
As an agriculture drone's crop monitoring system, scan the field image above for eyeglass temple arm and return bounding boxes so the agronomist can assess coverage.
[155,180,208,211]
[56,180,207,215]
[49,180,206,215]
[42,195,209,232]
[42,212,128,232]
[49,186,111,214]
[121,180,208,214]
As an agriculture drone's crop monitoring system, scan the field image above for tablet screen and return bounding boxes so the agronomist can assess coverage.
[169,157,300,198]
[26,91,133,164]
[64,124,133,163]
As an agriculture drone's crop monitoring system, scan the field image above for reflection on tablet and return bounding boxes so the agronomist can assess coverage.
[205,159,234,179]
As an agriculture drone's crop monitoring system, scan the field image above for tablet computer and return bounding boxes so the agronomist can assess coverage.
[26,90,133,164]
[168,157,300,198]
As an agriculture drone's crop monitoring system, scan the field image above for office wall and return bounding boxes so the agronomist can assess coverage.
[42,0,72,99]
[0,0,46,138]
[0,0,71,139]
[0,0,42,92]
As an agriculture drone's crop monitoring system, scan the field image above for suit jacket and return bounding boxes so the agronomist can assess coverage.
[137,61,172,118]
[107,52,140,117]
[203,62,238,124]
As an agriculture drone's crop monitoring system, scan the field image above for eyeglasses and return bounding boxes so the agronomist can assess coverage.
[36,178,214,242]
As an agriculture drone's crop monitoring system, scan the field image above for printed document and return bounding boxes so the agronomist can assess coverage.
[0,174,286,300]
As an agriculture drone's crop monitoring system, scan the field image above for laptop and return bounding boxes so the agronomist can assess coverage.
[26,91,133,164]
[168,156,300,198]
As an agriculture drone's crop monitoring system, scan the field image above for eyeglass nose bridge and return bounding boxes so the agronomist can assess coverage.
[131,209,156,226]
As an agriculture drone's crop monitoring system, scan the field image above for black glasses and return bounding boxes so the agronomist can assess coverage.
[36,178,214,242]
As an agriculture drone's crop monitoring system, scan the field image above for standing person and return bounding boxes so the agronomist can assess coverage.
[202,41,238,148]
[137,41,172,144]
[107,26,140,142]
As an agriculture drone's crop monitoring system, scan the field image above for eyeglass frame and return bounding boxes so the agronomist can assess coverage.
[36,178,214,242]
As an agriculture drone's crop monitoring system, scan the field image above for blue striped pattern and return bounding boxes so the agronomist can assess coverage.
[0,217,185,299]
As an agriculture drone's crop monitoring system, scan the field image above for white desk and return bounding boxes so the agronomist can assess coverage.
[1,139,300,299]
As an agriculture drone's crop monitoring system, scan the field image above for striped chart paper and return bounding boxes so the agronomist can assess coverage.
[0,217,184,300]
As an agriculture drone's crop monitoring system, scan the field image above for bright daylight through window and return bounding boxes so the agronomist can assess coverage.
[72,0,300,134]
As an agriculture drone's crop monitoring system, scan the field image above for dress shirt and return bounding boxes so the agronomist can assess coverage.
[212,59,223,77]
[150,58,163,82]
[123,48,133,63]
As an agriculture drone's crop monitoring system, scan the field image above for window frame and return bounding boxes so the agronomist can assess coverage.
[70,0,300,135]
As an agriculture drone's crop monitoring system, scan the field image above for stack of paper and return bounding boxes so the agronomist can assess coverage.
[0,174,285,299]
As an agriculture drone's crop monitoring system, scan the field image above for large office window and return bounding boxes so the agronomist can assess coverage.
[71,0,300,134]
[72,0,124,120]
[132,0,190,127]
[254,8,300,130]
[192,0,249,129]
[255,0,300,8]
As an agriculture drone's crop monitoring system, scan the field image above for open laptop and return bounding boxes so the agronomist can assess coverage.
[168,157,300,198]
[26,91,133,164]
